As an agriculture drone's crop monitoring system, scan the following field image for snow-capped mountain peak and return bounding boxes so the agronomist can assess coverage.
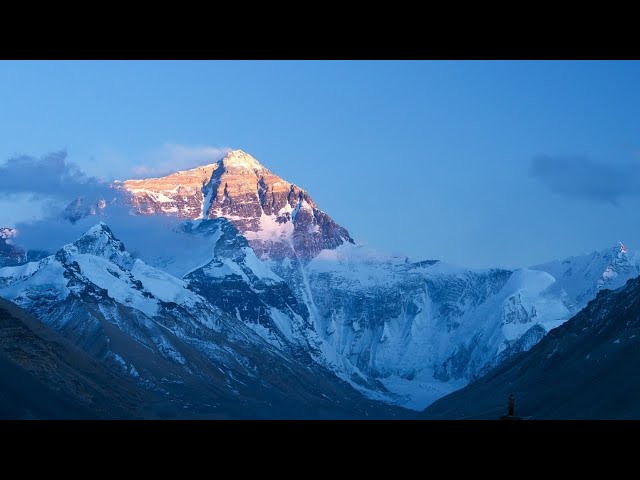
[61,150,353,261]
[82,221,116,240]
[597,241,635,290]
[531,241,640,308]
[116,149,353,260]
[219,149,265,171]
[56,221,133,270]
[619,241,628,254]
[25,151,640,415]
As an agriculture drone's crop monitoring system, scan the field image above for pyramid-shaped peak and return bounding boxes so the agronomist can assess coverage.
[65,222,129,264]
[119,148,354,259]
[221,149,265,170]
[51,221,135,269]
[75,222,123,249]
[83,221,112,237]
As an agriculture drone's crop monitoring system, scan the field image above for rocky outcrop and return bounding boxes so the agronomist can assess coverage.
[62,197,109,223]
[0,228,24,266]
[119,164,217,220]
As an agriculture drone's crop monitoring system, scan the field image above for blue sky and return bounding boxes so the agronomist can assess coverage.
[1,60,639,268]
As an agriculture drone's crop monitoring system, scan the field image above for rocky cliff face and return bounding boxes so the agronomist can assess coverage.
[62,197,109,223]
[118,150,354,260]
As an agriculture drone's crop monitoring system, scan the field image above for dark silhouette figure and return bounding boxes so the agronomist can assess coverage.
[500,393,522,420]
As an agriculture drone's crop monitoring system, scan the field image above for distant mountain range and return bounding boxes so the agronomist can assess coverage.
[1,149,639,418]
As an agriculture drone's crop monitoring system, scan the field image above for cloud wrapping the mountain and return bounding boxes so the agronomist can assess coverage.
[529,155,640,205]
[14,206,207,272]
[0,145,232,199]
[0,150,212,264]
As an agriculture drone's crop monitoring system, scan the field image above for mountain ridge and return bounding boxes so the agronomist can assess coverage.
[2,149,640,414]
[0,221,407,418]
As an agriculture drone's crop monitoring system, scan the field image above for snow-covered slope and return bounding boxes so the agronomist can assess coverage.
[531,242,640,310]
[297,242,574,408]
[0,222,224,366]
[299,241,640,409]
[0,222,404,418]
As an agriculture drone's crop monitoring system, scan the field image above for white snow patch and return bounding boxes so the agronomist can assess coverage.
[499,269,569,341]
[0,259,47,285]
[241,247,283,282]
[0,259,69,301]
[131,259,201,307]
[245,322,282,348]
[381,372,467,411]
[267,307,295,342]
[244,212,295,243]
[291,197,302,222]
[73,254,160,317]
[201,183,214,219]
[112,352,127,370]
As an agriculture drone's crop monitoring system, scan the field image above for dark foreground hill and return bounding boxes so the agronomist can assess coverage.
[0,296,163,419]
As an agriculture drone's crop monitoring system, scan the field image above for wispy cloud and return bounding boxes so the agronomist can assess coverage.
[529,154,640,205]
[131,143,231,178]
